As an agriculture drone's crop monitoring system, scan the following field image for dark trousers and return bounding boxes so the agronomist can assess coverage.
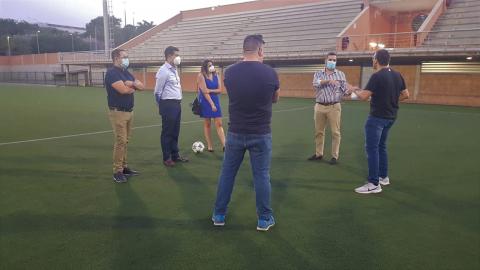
[158,99,181,161]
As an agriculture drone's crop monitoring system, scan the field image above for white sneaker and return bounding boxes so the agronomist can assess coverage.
[355,182,382,194]
[379,177,390,186]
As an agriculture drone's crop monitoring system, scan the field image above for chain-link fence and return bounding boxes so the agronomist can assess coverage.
[0,71,107,87]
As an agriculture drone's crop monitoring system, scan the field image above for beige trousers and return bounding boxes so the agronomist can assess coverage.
[314,103,341,159]
[108,110,133,173]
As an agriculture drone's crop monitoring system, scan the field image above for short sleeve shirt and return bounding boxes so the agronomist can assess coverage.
[365,67,406,119]
[224,61,280,134]
[105,66,135,110]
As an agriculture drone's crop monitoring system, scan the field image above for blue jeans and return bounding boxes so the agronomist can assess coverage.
[214,132,273,220]
[158,100,181,161]
[365,116,395,185]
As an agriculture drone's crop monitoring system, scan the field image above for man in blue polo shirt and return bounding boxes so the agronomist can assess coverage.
[350,49,409,194]
[212,34,280,231]
[104,48,144,183]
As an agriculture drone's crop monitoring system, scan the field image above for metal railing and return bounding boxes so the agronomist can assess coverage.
[0,71,107,87]
[337,28,480,51]
[58,51,111,64]
[55,28,480,64]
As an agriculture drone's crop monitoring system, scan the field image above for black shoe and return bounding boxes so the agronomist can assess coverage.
[123,167,140,176]
[173,156,189,163]
[113,172,128,183]
[307,154,323,161]
[329,158,338,165]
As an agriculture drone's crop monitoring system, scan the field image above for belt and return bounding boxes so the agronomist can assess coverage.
[109,106,133,112]
[317,102,339,106]
[158,99,181,103]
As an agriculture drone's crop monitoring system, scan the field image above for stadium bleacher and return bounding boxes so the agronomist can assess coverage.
[422,0,480,47]
[128,0,361,62]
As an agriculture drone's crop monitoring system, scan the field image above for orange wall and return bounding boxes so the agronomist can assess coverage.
[0,56,9,65]
[171,66,479,107]
[0,53,59,65]
[418,73,480,106]
[370,7,394,34]
[391,65,417,95]
[180,73,199,92]
[395,11,429,32]
[140,71,190,91]
[369,7,429,34]
[145,72,156,89]
[278,73,315,98]
[342,66,361,87]
[341,5,432,50]
[339,6,371,51]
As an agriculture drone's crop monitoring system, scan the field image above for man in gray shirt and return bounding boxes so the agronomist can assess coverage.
[154,46,188,167]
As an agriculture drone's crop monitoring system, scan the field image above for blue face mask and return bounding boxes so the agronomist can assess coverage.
[121,58,129,69]
[326,60,336,70]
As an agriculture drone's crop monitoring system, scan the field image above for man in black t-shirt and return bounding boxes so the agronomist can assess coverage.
[212,34,280,231]
[350,49,410,194]
[104,49,144,183]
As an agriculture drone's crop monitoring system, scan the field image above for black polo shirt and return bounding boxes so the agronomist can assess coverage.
[365,67,406,119]
[105,66,135,110]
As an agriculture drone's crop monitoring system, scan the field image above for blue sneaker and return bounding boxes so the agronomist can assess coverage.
[257,216,275,231]
[211,214,225,226]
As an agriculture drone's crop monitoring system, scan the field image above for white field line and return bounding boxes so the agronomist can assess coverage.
[0,106,311,147]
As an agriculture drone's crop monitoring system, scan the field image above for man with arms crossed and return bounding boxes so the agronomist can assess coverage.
[105,48,144,183]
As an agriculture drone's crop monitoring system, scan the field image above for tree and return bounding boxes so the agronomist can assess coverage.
[0,16,155,55]
[115,24,137,46]
[136,20,154,35]
[0,19,38,36]
[84,17,155,48]
[84,16,122,49]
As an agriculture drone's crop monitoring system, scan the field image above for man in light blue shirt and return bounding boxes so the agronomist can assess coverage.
[154,46,188,167]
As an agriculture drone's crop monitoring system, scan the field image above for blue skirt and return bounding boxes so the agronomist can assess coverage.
[199,92,222,118]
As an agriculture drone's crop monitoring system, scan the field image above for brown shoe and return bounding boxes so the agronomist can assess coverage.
[163,159,175,167]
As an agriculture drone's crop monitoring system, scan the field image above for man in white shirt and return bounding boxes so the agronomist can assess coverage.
[154,46,188,167]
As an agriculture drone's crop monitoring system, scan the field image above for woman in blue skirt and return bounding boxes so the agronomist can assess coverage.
[196,59,225,152]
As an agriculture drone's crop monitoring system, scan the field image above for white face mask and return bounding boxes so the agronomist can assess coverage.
[121,58,129,69]
[208,65,215,73]
[173,56,181,66]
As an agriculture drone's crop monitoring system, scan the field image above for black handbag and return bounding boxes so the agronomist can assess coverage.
[191,94,201,115]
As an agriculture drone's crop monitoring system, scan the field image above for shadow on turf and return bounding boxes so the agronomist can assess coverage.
[112,184,179,269]
[164,157,318,268]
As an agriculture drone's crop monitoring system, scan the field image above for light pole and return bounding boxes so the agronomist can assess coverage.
[36,30,40,54]
[70,33,74,52]
[6,36,11,56]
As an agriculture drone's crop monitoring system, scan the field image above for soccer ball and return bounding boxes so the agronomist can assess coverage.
[192,141,205,153]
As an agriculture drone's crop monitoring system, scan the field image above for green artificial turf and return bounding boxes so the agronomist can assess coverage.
[0,84,479,269]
